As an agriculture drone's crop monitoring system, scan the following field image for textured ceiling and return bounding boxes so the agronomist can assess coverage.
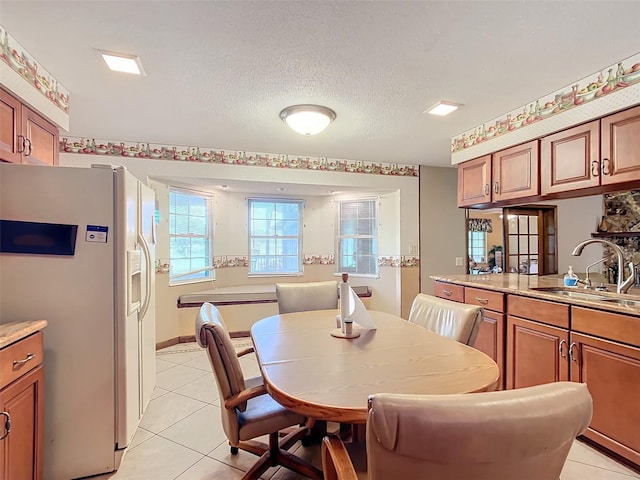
[2,1,640,168]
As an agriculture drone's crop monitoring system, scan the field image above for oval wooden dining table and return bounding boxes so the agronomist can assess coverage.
[250,309,500,424]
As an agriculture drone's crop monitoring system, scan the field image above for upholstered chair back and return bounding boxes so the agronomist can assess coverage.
[366,382,593,480]
[276,280,339,314]
[408,293,483,345]
[196,302,247,444]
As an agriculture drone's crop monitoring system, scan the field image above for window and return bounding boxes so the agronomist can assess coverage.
[336,198,378,276]
[248,198,302,275]
[169,189,213,283]
[468,231,486,263]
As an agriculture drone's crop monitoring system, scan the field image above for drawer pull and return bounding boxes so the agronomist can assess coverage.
[0,412,9,440]
[475,297,489,305]
[17,135,26,153]
[569,342,578,363]
[559,339,567,359]
[442,289,453,296]
[13,352,35,367]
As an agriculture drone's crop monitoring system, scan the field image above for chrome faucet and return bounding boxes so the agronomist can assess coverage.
[571,239,636,294]
[575,258,606,289]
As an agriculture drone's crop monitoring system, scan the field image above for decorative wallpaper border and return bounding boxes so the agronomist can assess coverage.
[60,136,420,177]
[0,25,70,114]
[451,51,640,154]
[156,255,419,273]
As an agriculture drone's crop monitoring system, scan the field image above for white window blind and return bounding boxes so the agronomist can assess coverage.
[468,231,487,263]
[169,189,213,283]
[337,198,378,276]
[248,198,302,275]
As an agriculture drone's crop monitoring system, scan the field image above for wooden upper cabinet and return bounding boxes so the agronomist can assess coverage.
[22,107,59,166]
[601,104,640,185]
[0,88,23,163]
[540,120,600,194]
[0,88,58,166]
[492,140,539,202]
[457,155,491,207]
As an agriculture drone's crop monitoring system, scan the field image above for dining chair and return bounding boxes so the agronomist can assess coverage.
[408,293,483,345]
[322,381,593,480]
[196,302,322,480]
[276,280,339,314]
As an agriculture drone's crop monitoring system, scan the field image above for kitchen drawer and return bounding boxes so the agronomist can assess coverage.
[0,331,43,389]
[507,295,569,328]
[572,306,640,346]
[465,287,505,312]
[434,282,464,303]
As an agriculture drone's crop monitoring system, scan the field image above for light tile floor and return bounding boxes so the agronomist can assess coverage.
[91,342,640,480]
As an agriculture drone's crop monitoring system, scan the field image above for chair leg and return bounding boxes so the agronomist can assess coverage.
[230,445,238,455]
[238,429,323,480]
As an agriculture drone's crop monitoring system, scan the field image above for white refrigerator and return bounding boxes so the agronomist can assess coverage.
[0,163,156,479]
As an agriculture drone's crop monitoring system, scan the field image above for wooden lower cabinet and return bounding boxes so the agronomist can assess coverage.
[473,310,505,389]
[433,281,464,303]
[506,315,569,389]
[570,331,640,466]
[0,365,44,480]
[465,287,505,389]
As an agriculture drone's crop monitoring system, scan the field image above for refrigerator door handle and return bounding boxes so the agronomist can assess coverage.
[138,232,153,319]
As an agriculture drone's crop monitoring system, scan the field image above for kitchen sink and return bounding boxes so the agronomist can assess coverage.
[599,298,640,308]
[529,287,610,301]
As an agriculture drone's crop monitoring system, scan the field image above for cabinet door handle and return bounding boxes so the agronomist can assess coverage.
[559,339,567,359]
[0,412,10,440]
[484,184,489,196]
[13,352,35,367]
[17,134,26,153]
[441,289,453,296]
[493,182,499,194]
[475,297,489,305]
[568,342,578,363]
[25,138,32,156]
[591,160,600,177]
[601,158,611,175]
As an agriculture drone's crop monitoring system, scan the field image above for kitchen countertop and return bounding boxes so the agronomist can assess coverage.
[431,274,640,317]
[0,320,48,349]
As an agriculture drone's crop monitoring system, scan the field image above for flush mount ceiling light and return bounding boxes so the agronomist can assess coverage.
[279,105,336,136]
[424,101,461,116]
[99,50,145,75]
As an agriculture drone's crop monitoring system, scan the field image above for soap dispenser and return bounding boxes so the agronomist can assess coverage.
[564,266,579,287]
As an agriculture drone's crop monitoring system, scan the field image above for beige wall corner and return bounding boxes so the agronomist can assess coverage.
[419,166,466,294]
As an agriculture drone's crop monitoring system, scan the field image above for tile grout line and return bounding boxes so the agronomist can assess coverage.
[565,459,640,478]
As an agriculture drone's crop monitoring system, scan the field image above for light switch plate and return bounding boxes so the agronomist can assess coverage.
[455,257,463,266]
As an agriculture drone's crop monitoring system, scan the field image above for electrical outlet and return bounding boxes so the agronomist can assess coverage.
[409,244,418,255]
[455,257,463,266]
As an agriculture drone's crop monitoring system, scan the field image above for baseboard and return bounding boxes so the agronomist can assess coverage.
[156,331,249,350]
[155,335,195,350]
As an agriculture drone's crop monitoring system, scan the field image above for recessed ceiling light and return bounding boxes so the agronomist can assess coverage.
[425,101,461,116]
[99,50,145,75]
[276,187,287,192]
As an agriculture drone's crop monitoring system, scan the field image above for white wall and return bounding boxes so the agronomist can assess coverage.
[60,153,420,340]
